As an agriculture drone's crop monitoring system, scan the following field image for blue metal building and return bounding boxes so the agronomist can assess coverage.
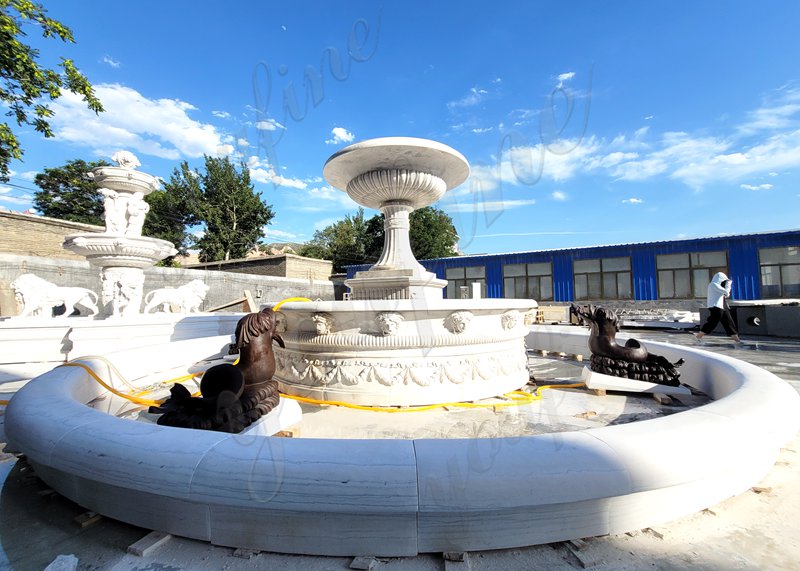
[346,229,800,302]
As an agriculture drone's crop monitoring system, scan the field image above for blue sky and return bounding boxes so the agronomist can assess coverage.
[2,1,800,255]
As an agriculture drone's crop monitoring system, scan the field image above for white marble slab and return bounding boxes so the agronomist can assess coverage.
[581,366,691,395]
[241,398,303,436]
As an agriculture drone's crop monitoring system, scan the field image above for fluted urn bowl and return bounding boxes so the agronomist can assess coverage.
[323,137,470,209]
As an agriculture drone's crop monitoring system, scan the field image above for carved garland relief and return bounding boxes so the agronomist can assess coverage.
[274,348,527,388]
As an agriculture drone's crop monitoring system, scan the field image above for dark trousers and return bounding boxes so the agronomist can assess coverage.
[701,307,738,336]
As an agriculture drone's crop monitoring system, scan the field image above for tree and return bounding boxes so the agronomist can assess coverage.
[301,206,459,272]
[143,187,198,265]
[0,0,103,181]
[407,206,460,260]
[299,208,372,273]
[184,155,275,262]
[364,206,459,262]
[33,158,109,225]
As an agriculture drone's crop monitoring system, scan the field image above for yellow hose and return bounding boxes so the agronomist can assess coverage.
[279,383,587,413]
[273,297,311,311]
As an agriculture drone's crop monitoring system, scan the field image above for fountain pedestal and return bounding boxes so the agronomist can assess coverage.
[63,152,176,317]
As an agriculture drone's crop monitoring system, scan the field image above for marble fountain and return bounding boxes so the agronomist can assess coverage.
[4,138,800,557]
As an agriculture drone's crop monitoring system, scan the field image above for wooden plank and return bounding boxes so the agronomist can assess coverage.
[74,511,102,528]
[127,531,172,557]
[243,290,257,312]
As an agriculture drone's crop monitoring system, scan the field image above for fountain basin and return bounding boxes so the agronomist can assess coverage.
[63,234,177,268]
[4,326,799,556]
[272,299,537,406]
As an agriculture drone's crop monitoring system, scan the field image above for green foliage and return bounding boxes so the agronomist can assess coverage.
[408,206,460,260]
[299,208,372,273]
[300,206,459,272]
[32,158,109,225]
[143,177,199,264]
[0,0,103,181]
[176,155,274,262]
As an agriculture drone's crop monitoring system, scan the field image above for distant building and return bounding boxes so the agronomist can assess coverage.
[185,253,333,281]
[346,229,800,306]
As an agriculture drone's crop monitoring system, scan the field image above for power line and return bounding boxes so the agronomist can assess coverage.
[1,179,38,193]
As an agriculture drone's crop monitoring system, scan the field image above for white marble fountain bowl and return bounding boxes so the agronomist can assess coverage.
[92,165,160,195]
[63,234,177,268]
[272,299,537,406]
[323,136,470,209]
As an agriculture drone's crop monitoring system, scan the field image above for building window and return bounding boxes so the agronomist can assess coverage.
[759,246,800,298]
[656,251,727,299]
[502,262,553,301]
[573,257,632,300]
[445,266,486,298]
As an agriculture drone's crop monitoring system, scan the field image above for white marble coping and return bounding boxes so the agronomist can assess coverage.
[5,325,799,556]
[272,298,538,313]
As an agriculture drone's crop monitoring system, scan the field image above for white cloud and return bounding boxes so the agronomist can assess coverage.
[325,127,355,145]
[622,198,643,204]
[15,170,38,181]
[556,72,575,88]
[551,191,567,201]
[738,88,800,134]
[669,129,800,187]
[444,198,537,213]
[102,55,121,68]
[453,86,800,194]
[471,127,493,134]
[492,77,502,84]
[313,217,339,231]
[236,138,249,147]
[212,110,232,119]
[248,156,307,189]
[0,186,33,206]
[48,83,234,160]
[458,137,601,195]
[741,183,774,191]
[250,168,307,189]
[256,118,285,131]
[263,227,299,240]
[447,87,488,111]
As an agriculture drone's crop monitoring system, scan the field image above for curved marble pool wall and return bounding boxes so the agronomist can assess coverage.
[5,327,799,556]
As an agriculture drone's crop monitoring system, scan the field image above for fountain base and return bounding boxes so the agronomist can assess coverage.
[272,299,537,406]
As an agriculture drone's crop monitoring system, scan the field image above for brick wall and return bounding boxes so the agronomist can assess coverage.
[186,254,332,281]
[0,212,103,261]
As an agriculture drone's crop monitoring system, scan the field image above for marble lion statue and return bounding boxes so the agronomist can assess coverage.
[10,273,99,318]
[143,279,210,313]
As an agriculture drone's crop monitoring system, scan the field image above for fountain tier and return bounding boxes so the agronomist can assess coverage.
[323,137,469,301]
[63,153,177,317]
[273,137,537,406]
